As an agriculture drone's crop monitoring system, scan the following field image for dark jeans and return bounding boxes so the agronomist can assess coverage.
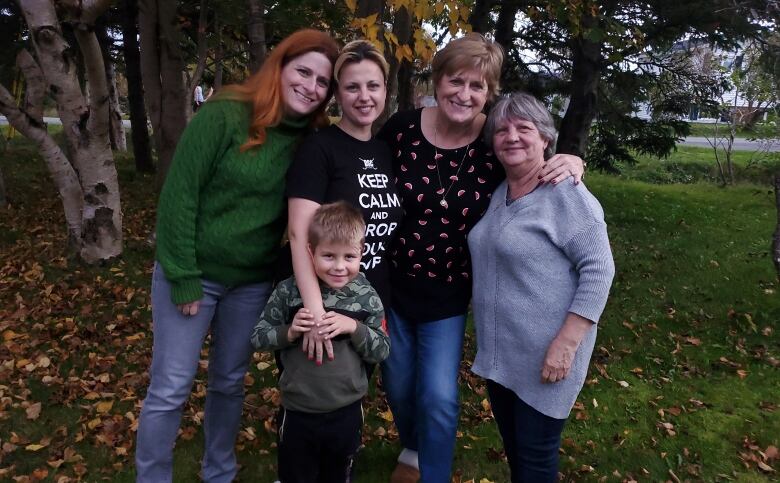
[277,399,363,483]
[487,380,567,483]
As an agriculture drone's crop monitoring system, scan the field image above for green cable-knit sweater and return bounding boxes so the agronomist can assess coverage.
[156,99,310,304]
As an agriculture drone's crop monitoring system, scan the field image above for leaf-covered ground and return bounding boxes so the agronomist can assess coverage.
[0,140,778,482]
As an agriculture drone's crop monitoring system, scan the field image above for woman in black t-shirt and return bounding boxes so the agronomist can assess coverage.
[286,41,402,363]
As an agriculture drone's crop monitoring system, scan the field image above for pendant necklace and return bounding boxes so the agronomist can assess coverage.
[433,123,470,209]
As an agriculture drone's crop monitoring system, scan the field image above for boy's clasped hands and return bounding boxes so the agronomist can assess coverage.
[289,309,358,364]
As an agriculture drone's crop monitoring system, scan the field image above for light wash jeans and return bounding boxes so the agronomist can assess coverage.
[135,264,271,483]
[380,308,466,483]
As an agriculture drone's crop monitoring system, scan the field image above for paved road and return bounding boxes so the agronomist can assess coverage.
[1,117,777,152]
[681,136,779,152]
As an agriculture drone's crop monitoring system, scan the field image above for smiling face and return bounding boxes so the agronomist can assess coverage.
[308,239,363,289]
[335,60,386,136]
[435,68,489,125]
[280,51,333,118]
[492,118,549,171]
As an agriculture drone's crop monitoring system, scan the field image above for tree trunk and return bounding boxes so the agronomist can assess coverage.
[139,0,187,186]
[773,171,780,280]
[380,5,412,125]
[214,16,224,90]
[186,0,209,120]
[15,0,122,262]
[494,0,519,52]
[0,166,7,207]
[468,0,499,34]
[356,0,384,18]
[97,26,128,152]
[247,0,266,73]
[121,0,154,172]
[557,15,602,157]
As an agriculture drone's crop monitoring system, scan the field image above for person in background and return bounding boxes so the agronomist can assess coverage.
[251,201,390,483]
[468,92,615,482]
[377,33,585,483]
[193,83,205,111]
[134,29,339,483]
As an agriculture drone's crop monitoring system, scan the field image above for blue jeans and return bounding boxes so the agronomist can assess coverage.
[486,380,567,483]
[135,264,272,483]
[380,308,466,483]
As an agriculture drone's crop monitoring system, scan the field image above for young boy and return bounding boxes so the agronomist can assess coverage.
[251,201,390,483]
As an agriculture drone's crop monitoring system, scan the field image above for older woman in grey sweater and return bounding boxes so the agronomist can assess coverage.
[467,93,615,482]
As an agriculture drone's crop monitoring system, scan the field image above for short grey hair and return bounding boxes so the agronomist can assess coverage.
[484,92,557,159]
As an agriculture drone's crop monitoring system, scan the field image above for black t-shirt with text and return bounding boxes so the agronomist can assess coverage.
[286,125,403,308]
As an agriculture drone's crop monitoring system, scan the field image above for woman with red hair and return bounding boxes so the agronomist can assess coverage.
[135,29,339,483]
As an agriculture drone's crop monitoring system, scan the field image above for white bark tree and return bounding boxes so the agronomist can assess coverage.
[0,0,122,263]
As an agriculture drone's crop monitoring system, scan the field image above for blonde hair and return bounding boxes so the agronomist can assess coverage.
[431,32,504,100]
[308,201,366,250]
[333,40,390,83]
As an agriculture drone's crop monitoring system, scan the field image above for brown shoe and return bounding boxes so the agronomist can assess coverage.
[390,462,420,483]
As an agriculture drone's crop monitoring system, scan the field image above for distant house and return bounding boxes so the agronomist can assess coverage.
[634,40,776,124]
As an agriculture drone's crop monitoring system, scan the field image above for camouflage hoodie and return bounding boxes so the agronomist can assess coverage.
[251,273,390,413]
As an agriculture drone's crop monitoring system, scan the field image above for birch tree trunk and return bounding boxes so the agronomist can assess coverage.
[7,0,122,262]
[139,0,187,186]
[97,25,128,152]
[0,50,87,253]
[247,0,266,73]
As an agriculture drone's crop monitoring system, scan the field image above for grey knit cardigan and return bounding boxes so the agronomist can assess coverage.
[468,179,615,419]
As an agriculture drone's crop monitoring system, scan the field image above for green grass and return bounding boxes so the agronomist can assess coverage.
[615,145,779,186]
[687,122,755,139]
[0,139,778,482]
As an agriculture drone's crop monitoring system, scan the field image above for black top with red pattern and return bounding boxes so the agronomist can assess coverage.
[377,108,505,322]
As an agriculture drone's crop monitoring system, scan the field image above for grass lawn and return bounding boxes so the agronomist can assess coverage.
[0,138,778,482]
[615,145,779,186]
[686,122,756,139]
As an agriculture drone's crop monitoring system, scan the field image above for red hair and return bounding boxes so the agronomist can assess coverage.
[221,29,339,151]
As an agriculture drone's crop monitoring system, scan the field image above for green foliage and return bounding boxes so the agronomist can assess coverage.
[586,116,690,171]
[0,2,27,88]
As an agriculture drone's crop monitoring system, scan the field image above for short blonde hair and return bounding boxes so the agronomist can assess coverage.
[308,201,366,250]
[431,33,504,100]
[334,40,390,83]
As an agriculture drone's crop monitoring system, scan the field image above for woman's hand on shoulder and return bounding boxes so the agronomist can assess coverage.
[539,154,585,185]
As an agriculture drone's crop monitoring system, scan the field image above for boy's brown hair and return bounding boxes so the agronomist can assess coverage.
[308,201,365,250]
